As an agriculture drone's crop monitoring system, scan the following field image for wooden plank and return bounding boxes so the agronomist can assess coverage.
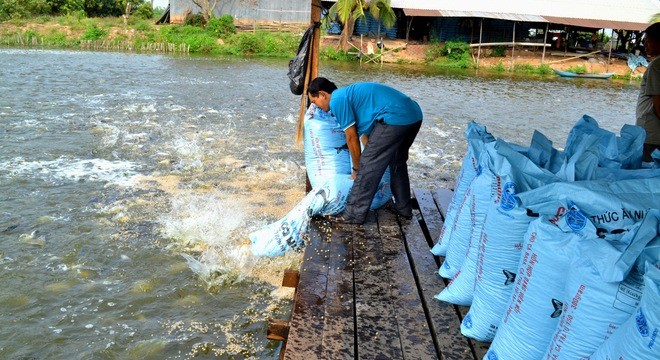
[400,210,476,360]
[267,319,290,341]
[353,213,404,359]
[321,218,355,359]
[284,220,331,360]
[282,269,300,288]
[421,188,491,359]
[431,186,455,220]
[376,209,439,359]
[413,188,445,246]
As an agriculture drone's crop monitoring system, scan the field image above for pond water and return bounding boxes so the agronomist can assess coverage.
[0,49,639,359]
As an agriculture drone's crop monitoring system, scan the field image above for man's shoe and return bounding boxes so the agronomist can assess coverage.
[381,200,413,220]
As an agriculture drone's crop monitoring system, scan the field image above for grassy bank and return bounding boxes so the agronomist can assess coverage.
[0,14,301,56]
[0,14,640,80]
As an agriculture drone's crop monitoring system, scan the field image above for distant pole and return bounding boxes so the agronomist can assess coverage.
[511,21,516,70]
[607,29,614,73]
[477,18,483,68]
[542,22,549,63]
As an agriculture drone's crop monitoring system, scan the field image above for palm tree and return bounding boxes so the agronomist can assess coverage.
[651,13,660,24]
[329,0,396,51]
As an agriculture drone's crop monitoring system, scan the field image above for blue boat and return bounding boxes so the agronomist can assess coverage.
[553,69,615,79]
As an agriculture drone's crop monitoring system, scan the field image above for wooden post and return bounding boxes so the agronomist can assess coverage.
[542,22,549,64]
[607,29,615,73]
[476,18,483,69]
[310,0,321,80]
[406,16,414,44]
[510,21,516,71]
[301,0,322,193]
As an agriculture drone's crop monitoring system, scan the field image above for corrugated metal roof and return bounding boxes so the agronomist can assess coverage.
[328,0,660,31]
[402,8,441,17]
[391,0,660,30]
[438,10,545,23]
[541,16,649,32]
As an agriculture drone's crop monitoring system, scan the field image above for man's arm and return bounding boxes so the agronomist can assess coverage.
[345,125,361,179]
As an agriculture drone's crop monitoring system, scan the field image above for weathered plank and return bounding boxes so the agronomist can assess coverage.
[400,208,475,360]
[432,186,456,220]
[354,213,404,359]
[268,319,290,342]
[376,209,439,359]
[418,188,492,359]
[283,220,331,360]
[321,218,355,359]
[413,188,445,247]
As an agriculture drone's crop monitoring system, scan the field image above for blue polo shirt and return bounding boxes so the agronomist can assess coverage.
[329,82,423,136]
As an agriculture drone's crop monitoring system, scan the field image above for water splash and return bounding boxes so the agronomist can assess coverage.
[159,192,254,287]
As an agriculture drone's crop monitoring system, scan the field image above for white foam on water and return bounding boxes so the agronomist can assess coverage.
[158,192,253,287]
[91,122,122,147]
[122,103,157,113]
[172,137,203,170]
[1,156,140,187]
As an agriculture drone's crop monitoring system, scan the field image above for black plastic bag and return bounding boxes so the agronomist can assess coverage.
[287,24,317,95]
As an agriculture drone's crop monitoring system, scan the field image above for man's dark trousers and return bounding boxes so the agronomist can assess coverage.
[343,119,423,223]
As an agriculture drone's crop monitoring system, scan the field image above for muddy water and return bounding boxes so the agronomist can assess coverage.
[0,49,638,359]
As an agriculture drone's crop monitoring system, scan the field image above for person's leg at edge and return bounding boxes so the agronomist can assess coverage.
[389,120,422,217]
[642,143,660,162]
[342,121,401,223]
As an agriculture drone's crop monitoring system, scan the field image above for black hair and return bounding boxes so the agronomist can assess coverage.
[307,77,337,96]
[646,22,660,41]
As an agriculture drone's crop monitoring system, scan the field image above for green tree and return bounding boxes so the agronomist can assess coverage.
[48,0,84,15]
[329,0,396,51]
[651,13,660,24]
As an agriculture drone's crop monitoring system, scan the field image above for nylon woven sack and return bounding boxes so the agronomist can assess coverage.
[438,139,559,305]
[544,210,660,359]
[590,261,660,360]
[439,143,494,279]
[432,121,494,257]
[303,104,351,187]
[486,214,589,360]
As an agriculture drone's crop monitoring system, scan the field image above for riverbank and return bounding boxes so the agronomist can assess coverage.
[322,35,640,78]
[0,15,643,79]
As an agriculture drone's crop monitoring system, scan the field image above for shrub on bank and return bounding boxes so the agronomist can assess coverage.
[425,40,474,69]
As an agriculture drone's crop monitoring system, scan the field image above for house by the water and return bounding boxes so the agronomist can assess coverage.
[166,0,660,50]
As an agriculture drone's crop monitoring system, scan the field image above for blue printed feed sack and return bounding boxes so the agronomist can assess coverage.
[432,121,494,257]
[249,105,391,257]
[590,263,660,360]
[543,211,660,359]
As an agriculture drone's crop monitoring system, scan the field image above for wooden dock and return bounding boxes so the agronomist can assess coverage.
[268,187,490,359]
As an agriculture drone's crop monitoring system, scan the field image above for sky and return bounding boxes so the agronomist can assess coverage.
[152,0,169,9]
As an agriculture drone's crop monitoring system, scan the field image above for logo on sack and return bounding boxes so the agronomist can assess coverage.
[636,308,649,337]
[487,351,498,360]
[550,299,563,318]
[566,202,587,231]
[503,269,516,285]
[463,314,473,329]
[500,182,516,211]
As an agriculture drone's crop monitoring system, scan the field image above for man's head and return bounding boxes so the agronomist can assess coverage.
[307,77,337,111]
[644,22,660,57]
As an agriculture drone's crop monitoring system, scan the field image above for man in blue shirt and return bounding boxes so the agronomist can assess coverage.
[307,77,423,224]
